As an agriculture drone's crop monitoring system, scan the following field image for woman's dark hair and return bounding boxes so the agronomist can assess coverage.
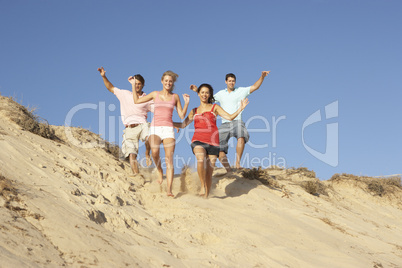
[197,83,215,104]
[133,74,145,87]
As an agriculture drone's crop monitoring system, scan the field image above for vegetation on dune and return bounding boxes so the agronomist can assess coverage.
[1,95,59,140]
[300,180,329,197]
[330,173,402,197]
[0,95,121,159]
[241,167,279,188]
[287,167,317,178]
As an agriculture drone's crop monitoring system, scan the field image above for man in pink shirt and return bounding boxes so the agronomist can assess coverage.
[98,67,153,175]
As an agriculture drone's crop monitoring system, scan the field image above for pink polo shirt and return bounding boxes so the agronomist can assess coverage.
[113,87,153,126]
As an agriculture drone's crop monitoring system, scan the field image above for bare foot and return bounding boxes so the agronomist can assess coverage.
[167,193,174,197]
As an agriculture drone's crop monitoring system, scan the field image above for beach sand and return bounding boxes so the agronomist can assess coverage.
[1,94,401,267]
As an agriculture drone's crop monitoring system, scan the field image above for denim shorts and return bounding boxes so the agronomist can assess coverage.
[218,120,249,154]
[191,141,220,156]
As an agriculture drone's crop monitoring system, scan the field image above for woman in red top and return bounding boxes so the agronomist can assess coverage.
[174,84,249,198]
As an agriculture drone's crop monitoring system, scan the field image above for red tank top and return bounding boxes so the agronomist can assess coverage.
[192,104,219,146]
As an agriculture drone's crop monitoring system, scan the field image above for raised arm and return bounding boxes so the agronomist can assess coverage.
[175,93,190,119]
[129,76,155,103]
[250,71,271,94]
[173,108,195,129]
[98,67,114,93]
[189,84,198,93]
[215,99,249,121]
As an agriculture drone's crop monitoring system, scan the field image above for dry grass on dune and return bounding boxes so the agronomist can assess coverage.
[0,174,22,213]
[330,173,402,197]
[0,95,58,140]
[287,166,317,178]
[241,167,280,188]
[241,167,402,201]
[241,166,331,197]
[0,174,45,222]
[0,174,16,198]
[299,180,330,197]
[0,94,121,159]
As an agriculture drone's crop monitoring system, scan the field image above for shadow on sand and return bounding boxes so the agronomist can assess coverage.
[212,173,287,199]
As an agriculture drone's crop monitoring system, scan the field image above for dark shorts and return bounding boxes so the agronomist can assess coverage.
[218,120,250,154]
[191,141,220,156]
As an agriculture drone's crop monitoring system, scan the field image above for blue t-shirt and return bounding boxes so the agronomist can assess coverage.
[214,86,250,123]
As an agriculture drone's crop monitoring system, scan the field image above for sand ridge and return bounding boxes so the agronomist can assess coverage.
[1,95,402,267]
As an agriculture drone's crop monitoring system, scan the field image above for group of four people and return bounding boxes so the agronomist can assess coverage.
[98,67,270,198]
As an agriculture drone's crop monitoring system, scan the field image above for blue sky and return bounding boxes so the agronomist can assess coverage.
[1,0,401,180]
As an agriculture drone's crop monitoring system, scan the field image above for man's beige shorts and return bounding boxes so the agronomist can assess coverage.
[122,123,150,158]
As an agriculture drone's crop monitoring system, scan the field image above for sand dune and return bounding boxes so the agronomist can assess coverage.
[1,94,402,267]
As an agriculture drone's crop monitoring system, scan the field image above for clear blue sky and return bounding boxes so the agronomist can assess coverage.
[1,0,401,180]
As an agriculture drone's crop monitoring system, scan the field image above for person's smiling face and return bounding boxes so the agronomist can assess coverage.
[162,75,174,91]
[198,86,210,103]
[134,80,143,93]
[225,77,236,90]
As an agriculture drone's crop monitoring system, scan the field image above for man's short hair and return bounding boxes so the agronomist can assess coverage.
[134,74,145,87]
[225,73,236,81]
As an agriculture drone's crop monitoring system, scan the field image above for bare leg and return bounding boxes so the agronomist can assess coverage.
[194,147,207,196]
[219,151,232,173]
[205,155,218,198]
[235,138,245,169]
[149,135,163,184]
[163,138,176,197]
[145,139,152,166]
[129,153,139,174]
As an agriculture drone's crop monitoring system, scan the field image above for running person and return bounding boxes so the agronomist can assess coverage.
[130,71,190,197]
[175,84,249,198]
[196,71,271,172]
[98,67,153,175]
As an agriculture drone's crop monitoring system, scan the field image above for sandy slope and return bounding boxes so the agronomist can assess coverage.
[1,95,402,267]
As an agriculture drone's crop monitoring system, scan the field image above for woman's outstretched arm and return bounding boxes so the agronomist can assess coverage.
[175,93,190,119]
[129,76,155,103]
[214,99,249,121]
[173,108,195,129]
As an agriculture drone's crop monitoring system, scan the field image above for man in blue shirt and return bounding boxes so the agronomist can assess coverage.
[190,71,270,172]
